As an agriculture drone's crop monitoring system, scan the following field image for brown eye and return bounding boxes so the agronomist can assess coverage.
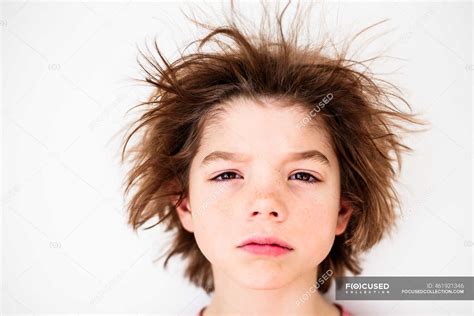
[212,171,242,181]
[289,172,319,183]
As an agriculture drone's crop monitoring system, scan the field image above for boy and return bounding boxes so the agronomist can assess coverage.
[120,2,424,315]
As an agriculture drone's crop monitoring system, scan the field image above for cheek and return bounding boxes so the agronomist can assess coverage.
[192,215,224,263]
[293,199,339,262]
[296,180,340,226]
[299,204,338,237]
[189,189,234,261]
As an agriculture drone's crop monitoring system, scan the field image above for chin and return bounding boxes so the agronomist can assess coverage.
[236,266,294,290]
[240,277,289,290]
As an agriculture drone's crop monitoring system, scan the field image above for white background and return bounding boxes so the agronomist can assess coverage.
[1,0,472,315]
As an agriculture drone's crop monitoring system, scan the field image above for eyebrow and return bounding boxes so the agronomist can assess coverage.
[200,150,330,167]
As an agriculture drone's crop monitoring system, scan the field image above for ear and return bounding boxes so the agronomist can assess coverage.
[173,195,194,233]
[335,197,353,235]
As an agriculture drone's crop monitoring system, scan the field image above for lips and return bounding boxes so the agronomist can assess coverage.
[237,236,294,256]
[238,236,294,249]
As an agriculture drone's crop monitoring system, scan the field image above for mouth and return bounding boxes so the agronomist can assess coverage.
[237,236,294,256]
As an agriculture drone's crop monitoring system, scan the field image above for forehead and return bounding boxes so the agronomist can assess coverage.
[199,96,334,154]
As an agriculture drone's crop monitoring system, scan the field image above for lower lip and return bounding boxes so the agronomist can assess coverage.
[238,244,293,256]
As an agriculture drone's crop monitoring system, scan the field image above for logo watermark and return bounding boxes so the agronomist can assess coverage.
[336,276,473,300]
[296,269,333,307]
[297,93,333,129]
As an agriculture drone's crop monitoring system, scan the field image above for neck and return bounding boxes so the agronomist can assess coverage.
[203,267,340,316]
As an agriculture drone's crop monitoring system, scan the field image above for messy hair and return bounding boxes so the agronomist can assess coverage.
[120,1,426,294]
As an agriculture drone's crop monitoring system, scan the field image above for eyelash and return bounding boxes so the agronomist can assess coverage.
[289,172,320,183]
[211,172,242,182]
[211,171,320,184]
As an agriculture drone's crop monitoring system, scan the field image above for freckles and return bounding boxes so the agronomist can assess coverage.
[301,198,328,216]
[194,198,234,230]
[299,205,335,236]
[301,206,316,218]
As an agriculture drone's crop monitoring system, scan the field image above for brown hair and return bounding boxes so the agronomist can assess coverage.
[120,1,427,294]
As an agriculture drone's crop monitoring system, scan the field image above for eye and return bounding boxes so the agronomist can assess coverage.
[289,172,320,184]
[211,171,243,182]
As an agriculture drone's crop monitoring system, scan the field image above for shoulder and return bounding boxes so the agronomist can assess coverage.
[197,306,206,316]
[198,304,352,316]
[334,303,353,316]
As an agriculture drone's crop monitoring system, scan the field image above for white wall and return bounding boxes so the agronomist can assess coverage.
[1,1,472,315]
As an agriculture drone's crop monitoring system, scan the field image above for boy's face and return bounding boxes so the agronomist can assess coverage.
[176,97,353,290]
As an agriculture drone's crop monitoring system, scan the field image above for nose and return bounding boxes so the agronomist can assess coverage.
[250,207,284,220]
[247,179,288,222]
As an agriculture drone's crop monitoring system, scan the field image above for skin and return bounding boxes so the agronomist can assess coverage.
[175,96,353,316]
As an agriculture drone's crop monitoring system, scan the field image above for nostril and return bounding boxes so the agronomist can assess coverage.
[250,210,280,217]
